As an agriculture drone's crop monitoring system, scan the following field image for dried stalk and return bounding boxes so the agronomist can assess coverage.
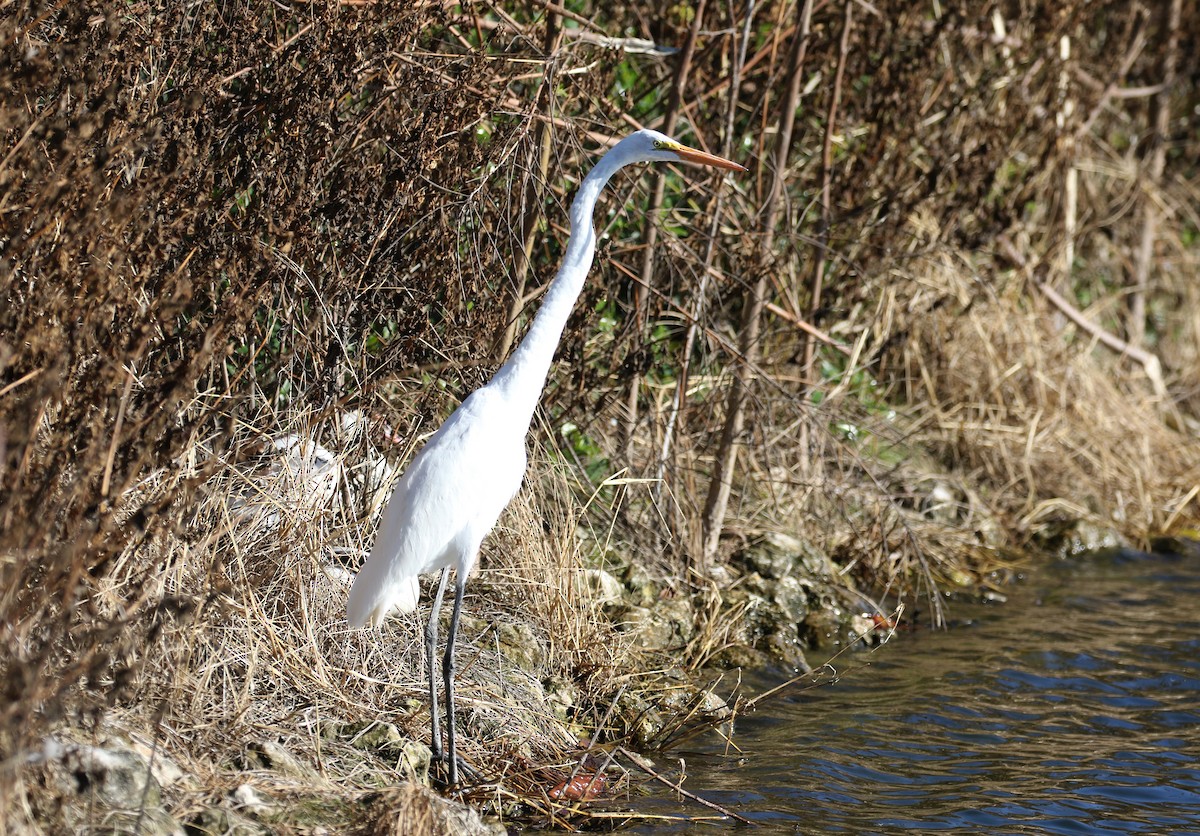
[800,0,853,387]
[621,0,707,461]
[655,0,752,503]
[498,10,561,360]
[617,746,753,825]
[1058,35,1078,283]
[997,235,1167,398]
[1073,8,1149,139]
[700,0,814,568]
[1130,0,1180,347]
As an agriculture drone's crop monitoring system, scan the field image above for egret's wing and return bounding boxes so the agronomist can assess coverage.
[346,387,526,627]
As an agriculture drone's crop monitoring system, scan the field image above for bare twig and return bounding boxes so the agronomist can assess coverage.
[800,0,854,386]
[1130,0,1181,347]
[997,235,1166,398]
[467,13,678,56]
[701,0,814,567]
[621,0,707,460]
[1058,35,1078,283]
[765,301,849,354]
[101,367,137,498]
[561,683,626,794]
[655,0,754,501]
[618,746,754,825]
[498,10,561,360]
[1072,10,1149,138]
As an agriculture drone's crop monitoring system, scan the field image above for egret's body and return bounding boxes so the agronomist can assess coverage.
[347,129,743,785]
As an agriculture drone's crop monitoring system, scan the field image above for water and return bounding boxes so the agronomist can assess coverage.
[628,549,1200,834]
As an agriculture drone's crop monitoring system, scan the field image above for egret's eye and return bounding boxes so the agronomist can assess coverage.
[652,140,664,149]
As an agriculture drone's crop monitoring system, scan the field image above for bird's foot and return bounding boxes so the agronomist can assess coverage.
[430,751,481,788]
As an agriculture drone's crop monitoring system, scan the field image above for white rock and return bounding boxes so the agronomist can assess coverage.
[231,783,276,816]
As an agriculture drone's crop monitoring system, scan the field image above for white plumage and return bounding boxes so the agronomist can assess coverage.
[347,387,525,627]
[347,129,744,786]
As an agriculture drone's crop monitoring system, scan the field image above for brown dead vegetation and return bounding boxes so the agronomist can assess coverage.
[2,0,1199,831]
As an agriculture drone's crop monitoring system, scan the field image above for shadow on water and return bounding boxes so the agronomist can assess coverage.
[626,548,1200,834]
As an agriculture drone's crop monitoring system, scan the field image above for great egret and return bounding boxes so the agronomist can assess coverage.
[347,128,744,786]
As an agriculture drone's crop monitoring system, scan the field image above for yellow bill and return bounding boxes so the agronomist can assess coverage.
[666,140,747,172]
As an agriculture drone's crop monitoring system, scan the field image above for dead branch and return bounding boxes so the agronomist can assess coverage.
[700,0,814,568]
[997,235,1167,399]
[621,0,708,459]
[1130,0,1181,347]
[618,747,754,825]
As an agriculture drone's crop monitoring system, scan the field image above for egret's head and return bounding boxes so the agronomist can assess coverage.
[629,128,746,171]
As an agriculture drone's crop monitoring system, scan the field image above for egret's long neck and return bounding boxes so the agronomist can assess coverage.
[489,150,627,422]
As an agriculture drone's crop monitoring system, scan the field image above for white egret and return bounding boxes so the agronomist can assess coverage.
[347,128,744,786]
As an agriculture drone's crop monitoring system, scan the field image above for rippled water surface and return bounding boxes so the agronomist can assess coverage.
[629,550,1200,834]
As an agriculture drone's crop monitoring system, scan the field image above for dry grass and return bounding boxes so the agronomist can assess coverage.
[889,252,1200,540]
[3,0,1199,830]
[160,413,624,765]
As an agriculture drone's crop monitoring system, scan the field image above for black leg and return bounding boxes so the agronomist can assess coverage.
[444,573,467,786]
[426,567,451,763]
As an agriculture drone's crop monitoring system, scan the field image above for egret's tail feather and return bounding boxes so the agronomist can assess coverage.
[346,563,419,628]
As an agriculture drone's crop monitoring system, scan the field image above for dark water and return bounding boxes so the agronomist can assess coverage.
[630,549,1200,834]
